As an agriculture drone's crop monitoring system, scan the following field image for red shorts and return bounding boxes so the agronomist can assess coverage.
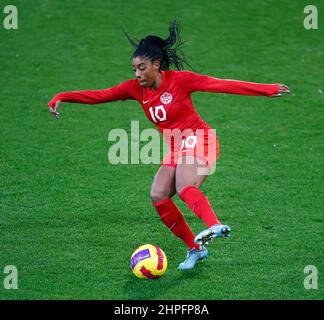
[162,129,220,170]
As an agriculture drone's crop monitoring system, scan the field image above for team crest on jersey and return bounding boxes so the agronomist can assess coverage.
[160,92,173,104]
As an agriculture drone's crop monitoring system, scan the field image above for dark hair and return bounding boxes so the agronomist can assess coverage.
[122,19,191,71]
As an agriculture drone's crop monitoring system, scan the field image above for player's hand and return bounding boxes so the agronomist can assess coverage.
[49,100,61,119]
[272,84,290,97]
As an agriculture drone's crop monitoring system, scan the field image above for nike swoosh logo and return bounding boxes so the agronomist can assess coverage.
[143,100,149,104]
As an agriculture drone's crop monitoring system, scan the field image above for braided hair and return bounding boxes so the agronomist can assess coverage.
[122,19,191,71]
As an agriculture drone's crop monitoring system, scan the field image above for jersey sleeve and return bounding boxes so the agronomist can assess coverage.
[48,79,139,108]
[179,71,279,97]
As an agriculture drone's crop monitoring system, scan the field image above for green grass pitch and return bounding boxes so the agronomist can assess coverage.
[0,0,323,299]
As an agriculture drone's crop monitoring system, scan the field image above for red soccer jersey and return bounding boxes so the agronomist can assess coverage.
[48,70,279,151]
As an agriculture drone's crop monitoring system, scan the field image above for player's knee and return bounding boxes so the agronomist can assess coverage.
[150,189,170,204]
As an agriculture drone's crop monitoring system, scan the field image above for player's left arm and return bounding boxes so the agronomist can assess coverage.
[180,71,290,97]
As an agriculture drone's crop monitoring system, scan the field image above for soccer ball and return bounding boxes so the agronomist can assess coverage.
[130,244,168,279]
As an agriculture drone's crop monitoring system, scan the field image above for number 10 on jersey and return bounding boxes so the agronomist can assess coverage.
[149,105,167,122]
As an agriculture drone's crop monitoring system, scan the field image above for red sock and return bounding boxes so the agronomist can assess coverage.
[179,185,221,227]
[153,198,200,250]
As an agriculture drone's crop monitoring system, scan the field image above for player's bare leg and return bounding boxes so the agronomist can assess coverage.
[175,156,208,193]
[150,165,176,203]
[176,156,231,246]
[151,165,201,254]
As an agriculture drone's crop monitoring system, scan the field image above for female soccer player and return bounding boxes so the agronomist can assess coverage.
[48,20,290,270]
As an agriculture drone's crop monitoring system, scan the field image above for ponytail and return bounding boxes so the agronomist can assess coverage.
[122,19,192,71]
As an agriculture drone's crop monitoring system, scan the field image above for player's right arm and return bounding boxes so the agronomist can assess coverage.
[48,79,139,119]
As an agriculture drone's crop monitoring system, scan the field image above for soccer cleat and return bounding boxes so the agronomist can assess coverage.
[194,224,231,245]
[178,246,208,270]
